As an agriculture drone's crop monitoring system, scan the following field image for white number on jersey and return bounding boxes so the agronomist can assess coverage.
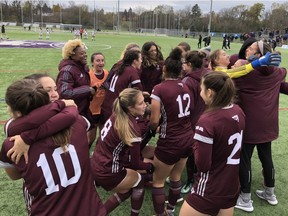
[109,75,119,92]
[101,119,113,141]
[227,130,243,165]
[37,145,81,195]
[176,93,191,118]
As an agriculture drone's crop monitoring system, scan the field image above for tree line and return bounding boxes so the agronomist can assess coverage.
[1,1,288,34]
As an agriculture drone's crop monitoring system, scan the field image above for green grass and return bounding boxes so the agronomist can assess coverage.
[1,27,288,216]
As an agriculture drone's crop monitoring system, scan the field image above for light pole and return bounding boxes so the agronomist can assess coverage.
[60,4,62,24]
[117,0,120,33]
[1,1,3,23]
[21,3,23,25]
[40,5,43,27]
[79,6,81,25]
[31,0,33,23]
[93,0,95,30]
[208,0,213,36]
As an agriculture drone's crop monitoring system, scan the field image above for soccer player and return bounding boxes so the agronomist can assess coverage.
[180,50,210,194]
[88,52,109,140]
[0,79,106,216]
[91,88,154,216]
[150,47,194,216]
[179,71,246,216]
[100,49,143,124]
[140,41,164,103]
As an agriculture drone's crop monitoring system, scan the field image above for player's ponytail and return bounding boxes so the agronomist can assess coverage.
[113,88,141,146]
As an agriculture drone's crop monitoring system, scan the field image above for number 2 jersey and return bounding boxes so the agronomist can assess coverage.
[192,104,245,200]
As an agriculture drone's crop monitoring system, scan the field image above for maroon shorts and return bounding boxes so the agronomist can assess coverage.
[185,192,238,216]
[94,169,127,191]
[155,137,193,165]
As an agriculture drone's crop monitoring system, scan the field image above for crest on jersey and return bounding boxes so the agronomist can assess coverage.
[232,115,239,122]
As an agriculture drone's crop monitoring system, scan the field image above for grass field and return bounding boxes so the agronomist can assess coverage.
[0,27,288,216]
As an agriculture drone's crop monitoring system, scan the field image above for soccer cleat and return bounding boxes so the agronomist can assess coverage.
[181,182,192,194]
[235,194,254,212]
[256,187,278,205]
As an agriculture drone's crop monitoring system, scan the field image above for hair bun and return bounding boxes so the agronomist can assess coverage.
[169,47,182,61]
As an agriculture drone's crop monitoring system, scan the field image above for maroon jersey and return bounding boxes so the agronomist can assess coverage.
[0,115,106,216]
[182,68,209,128]
[140,63,163,95]
[191,104,245,202]
[56,59,92,118]
[91,114,151,183]
[151,79,193,142]
[233,67,286,143]
[101,65,142,123]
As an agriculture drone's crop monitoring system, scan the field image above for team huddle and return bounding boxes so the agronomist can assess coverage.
[0,37,285,216]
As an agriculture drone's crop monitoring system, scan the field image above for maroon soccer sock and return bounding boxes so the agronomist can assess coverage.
[167,180,182,210]
[152,186,166,215]
[131,178,145,216]
[104,190,132,214]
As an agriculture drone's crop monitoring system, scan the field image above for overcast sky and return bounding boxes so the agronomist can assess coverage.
[55,0,283,13]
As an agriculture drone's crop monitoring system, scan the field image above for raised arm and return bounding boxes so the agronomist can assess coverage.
[7,100,66,136]
[224,52,281,78]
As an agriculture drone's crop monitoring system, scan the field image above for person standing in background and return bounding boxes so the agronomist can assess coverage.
[198,34,202,49]
[1,24,8,39]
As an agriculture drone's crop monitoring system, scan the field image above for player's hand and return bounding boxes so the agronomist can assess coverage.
[7,135,30,164]
[142,91,150,98]
[251,52,281,68]
[62,99,77,108]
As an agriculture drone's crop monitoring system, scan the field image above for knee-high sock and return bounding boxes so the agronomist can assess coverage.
[152,187,166,215]
[167,180,182,210]
[131,178,145,216]
[104,189,132,214]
